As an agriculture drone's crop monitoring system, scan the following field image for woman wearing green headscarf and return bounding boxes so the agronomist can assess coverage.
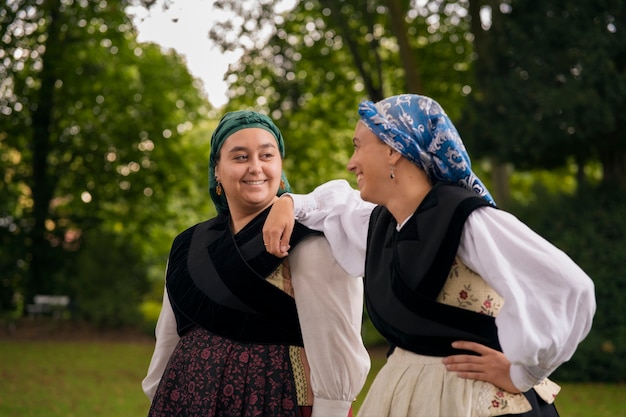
[142,111,369,417]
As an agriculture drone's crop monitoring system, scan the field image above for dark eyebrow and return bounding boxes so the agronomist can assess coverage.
[226,142,277,153]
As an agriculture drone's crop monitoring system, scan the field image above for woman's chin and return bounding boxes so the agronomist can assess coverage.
[358,188,374,204]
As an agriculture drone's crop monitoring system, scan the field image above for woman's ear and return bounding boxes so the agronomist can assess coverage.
[388,147,402,164]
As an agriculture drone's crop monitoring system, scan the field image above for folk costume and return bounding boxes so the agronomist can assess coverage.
[143,111,370,417]
[284,95,595,416]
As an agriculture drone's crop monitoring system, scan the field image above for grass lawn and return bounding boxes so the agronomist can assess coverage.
[0,340,154,417]
[0,322,624,417]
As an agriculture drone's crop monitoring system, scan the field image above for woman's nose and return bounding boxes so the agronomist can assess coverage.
[248,157,262,173]
[347,155,356,172]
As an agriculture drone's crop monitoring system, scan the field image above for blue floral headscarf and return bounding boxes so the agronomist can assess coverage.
[358,94,495,205]
[209,110,292,214]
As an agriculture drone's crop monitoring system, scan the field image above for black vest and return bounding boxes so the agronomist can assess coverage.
[365,183,500,356]
[166,206,320,346]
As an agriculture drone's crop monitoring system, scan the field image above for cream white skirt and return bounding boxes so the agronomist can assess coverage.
[357,347,559,417]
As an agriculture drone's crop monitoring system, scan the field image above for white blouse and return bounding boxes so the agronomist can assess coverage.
[142,235,370,417]
[289,179,596,392]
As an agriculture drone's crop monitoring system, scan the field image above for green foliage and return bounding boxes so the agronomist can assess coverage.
[66,231,150,328]
[210,0,475,191]
[511,185,626,382]
[139,299,162,334]
[0,0,213,322]
[463,0,626,187]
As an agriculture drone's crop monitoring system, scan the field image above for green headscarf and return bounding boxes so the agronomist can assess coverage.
[209,110,292,214]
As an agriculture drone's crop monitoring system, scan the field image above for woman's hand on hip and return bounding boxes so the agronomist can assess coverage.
[442,340,522,394]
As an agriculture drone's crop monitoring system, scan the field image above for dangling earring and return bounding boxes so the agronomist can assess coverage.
[280,179,285,190]
[390,165,395,180]
[216,183,223,195]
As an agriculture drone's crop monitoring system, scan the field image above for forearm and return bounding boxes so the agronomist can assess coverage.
[289,180,373,277]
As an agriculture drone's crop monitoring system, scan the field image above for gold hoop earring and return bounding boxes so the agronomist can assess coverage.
[216,183,223,195]
[390,165,395,180]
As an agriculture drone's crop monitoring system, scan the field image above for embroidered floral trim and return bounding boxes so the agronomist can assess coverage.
[533,378,561,404]
[437,256,503,316]
[439,257,561,416]
[473,381,532,417]
[488,389,509,412]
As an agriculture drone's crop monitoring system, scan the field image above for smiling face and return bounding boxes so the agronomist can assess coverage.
[347,121,394,205]
[214,127,282,216]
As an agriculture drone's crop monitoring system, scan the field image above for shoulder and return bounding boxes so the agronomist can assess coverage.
[369,204,389,226]
[289,235,348,274]
[170,215,226,254]
[172,224,196,243]
[435,182,488,203]
[433,183,493,219]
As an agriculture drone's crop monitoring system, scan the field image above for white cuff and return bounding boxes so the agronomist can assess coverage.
[312,397,352,417]
[510,363,544,392]
[288,193,318,220]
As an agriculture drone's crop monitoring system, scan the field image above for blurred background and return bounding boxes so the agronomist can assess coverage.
[1,0,625,415]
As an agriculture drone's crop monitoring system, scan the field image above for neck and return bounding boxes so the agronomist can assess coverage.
[230,214,255,235]
[228,198,278,234]
[384,164,432,224]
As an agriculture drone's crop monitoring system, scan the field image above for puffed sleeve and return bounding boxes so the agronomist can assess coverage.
[459,207,596,391]
[142,277,180,401]
[289,179,374,277]
[289,235,371,417]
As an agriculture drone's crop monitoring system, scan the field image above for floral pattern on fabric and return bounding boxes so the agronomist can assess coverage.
[437,257,504,316]
[473,383,536,417]
[437,257,561,416]
[148,327,299,417]
[358,94,495,205]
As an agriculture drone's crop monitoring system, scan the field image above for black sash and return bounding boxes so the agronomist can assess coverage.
[166,206,320,346]
[365,183,499,356]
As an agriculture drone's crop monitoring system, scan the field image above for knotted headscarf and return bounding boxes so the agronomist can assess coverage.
[358,94,495,205]
[209,110,292,214]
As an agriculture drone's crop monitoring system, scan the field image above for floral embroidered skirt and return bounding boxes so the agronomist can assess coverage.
[148,326,308,417]
[357,347,560,417]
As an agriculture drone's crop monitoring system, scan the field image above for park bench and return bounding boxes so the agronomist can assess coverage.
[25,295,71,319]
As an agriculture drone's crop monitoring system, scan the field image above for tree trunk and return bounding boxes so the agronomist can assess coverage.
[319,0,384,101]
[469,0,512,206]
[26,0,62,304]
[385,0,424,94]
[491,159,511,208]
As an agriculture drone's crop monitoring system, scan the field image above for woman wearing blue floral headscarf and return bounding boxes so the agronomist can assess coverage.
[262,94,595,417]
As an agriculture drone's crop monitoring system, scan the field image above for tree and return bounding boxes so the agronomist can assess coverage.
[209,0,626,197]
[209,0,476,191]
[0,0,210,318]
[463,0,626,190]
